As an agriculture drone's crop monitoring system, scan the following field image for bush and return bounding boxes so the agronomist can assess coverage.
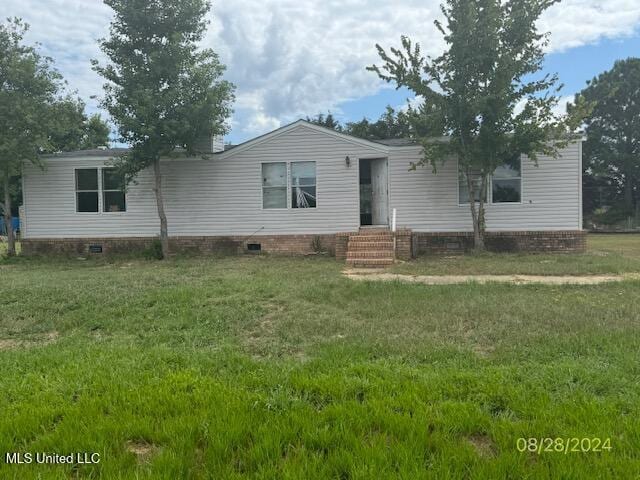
[143,238,164,260]
[589,204,635,226]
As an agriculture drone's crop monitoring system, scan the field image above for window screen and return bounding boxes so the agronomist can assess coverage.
[75,169,99,212]
[102,168,126,212]
[291,161,316,208]
[492,156,522,203]
[262,162,287,208]
[458,168,485,204]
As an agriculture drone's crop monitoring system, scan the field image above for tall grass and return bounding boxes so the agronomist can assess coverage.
[1,237,639,478]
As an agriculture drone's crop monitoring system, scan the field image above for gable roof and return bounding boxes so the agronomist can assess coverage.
[40,120,421,160]
[41,148,130,159]
[216,119,403,159]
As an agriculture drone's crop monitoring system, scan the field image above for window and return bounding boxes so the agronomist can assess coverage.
[262,162,287,208]
[291,161,316,208]
[102,168,126,212]
[458,157,522,204]
[75,168,126,213]
[458,168,486,204]
[76,169,99,212]
[261,161,318,209]
[492,156,521,203]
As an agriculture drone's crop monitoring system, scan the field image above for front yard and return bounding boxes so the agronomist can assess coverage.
[1,235,639,478]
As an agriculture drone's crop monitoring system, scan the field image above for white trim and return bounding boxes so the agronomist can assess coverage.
[74,167,100,214]
[291,161,317,209]
[358,157,390,227]
[578,140,583,230]
[456,157,523,206]
[260,161,288,210]
[20,167,28,238]
[74,167,127,214]
[101,167,127,214]
[217,120,390,160]
[260,160,318,210]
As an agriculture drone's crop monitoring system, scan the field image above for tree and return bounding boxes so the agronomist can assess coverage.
[46,98,110,153]
[0,19,63,256]
[344,106,413,140]
[369,0,580,250]
[572,58,640,215]
[306,107,413,140]
[93,0,235,258]
[306,112,343,131]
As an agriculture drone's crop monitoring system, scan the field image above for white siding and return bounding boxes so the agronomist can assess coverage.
[388,141,582,232]
[22,123,582,239]
[23,124,383,238]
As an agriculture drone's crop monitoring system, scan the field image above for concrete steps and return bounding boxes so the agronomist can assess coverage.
[345,229,394,268]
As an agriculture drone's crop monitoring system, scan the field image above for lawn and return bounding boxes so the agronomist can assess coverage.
[1,235,639,478]
[391,233,640,275]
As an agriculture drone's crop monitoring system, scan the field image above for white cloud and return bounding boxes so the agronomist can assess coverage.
[540,0,640,53]
[4,0,640,142]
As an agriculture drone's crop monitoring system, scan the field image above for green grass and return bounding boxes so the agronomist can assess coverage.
[0,240,20,257]
[1,236,640,478]
[391,234,640,275]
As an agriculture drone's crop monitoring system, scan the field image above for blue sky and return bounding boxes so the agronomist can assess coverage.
[334,34,640,135]
[5,0,640,146]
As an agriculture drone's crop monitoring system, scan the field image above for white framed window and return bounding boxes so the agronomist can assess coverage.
[491,156,522,203]
[262,162,287,209]
[102,168,127,212]
[75,168,126,213]
[458,157,522,205]
[458,168,486,204]
[261,161,318,209]
[75,168,99,212]
[291,161,316,208]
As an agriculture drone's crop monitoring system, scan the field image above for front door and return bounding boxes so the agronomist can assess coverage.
[370,158,389,225]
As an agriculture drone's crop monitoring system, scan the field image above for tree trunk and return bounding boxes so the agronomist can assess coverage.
[624,178,634,212]
[466,171,486,252]
[3,173,16,257]
[152,157,170,259]
[476,174,488,251]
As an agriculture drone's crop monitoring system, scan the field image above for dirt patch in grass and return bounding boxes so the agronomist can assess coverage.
[126,440,160,464]
[344,271,640,285]
[0,331,59,350]
[467,434,497,458]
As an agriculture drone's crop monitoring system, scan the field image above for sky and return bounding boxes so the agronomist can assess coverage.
[5,0,640,145]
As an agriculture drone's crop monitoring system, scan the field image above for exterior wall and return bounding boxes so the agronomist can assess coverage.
[22,124,385,239]
[388,142,583,232]
[21,233,337,256]
[413,230,586,255]
[22,121,583,249]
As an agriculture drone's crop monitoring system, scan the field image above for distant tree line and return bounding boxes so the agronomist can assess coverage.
[572,58,640,228]
[306,106,413,141]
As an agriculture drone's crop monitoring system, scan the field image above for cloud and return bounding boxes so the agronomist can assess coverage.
[540,0,640,52]
[4,0,640,143]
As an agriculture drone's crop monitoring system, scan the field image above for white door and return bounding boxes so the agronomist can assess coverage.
[370,159,389,225]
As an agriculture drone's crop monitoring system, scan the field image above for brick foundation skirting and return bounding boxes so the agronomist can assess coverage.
[21,234,337,257]
[21,230,586,257]
[413,230,586,255]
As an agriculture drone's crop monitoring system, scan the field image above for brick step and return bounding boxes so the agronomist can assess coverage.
[347,250,395,259]
[347,241,394,250]
[349,235,393,242]
[359,228,391,234]
[346,258,394,268]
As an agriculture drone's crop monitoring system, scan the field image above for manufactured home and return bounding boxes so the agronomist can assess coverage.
[21,120,585,265]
